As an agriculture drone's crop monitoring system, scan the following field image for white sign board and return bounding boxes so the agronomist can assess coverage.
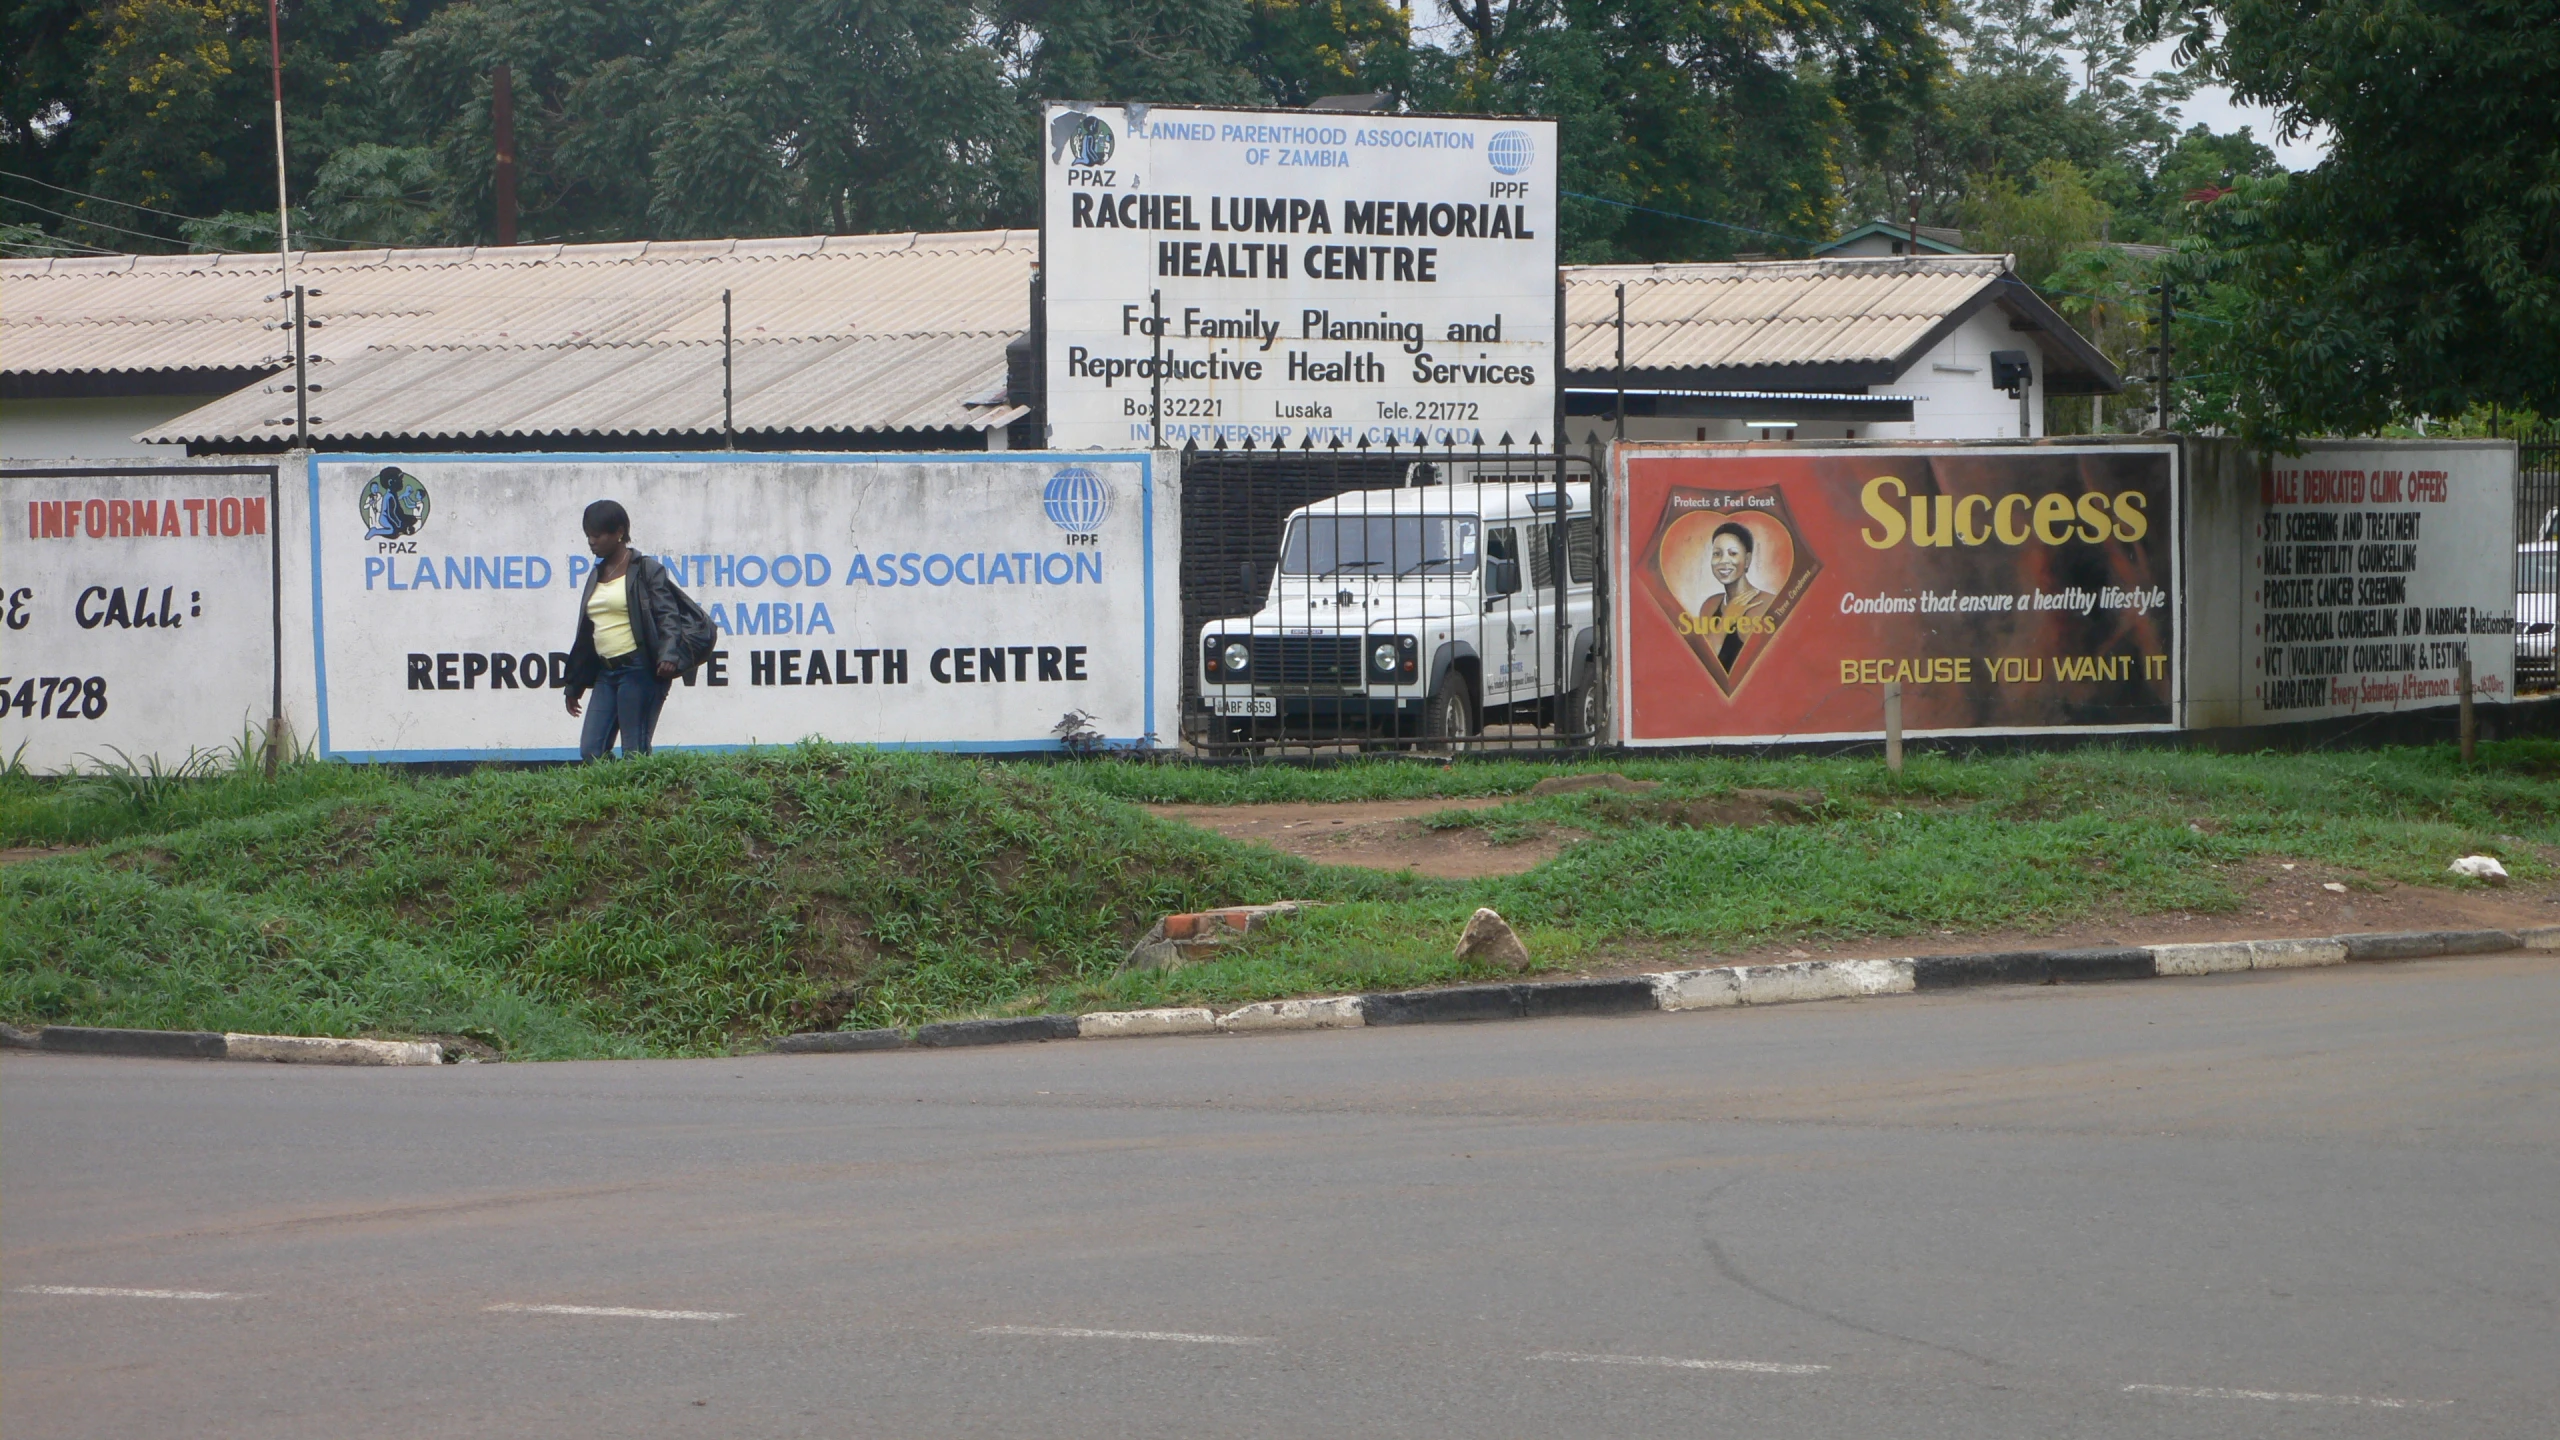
[2245,440,2516,723]
[307,453,1178,761]
[1042,103,1557,451]
[1,467,277,773]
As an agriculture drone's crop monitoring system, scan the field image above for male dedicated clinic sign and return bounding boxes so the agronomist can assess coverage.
[1041,103,1557,450]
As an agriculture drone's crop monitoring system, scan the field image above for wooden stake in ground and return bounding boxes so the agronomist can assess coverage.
[1884,681,1904,775]
[2459,656,2476,762]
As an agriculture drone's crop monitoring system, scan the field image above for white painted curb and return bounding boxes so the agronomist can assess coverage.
[2519,925,2560,951]
[224,1034,443,1066]
[1077,1008,1218,1039]
[2150,938,2346,975]
[1215,996,1365,1032]
[1649,958,1915,1012]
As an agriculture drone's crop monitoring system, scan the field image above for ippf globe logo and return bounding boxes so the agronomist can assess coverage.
[1487,129,1536,176]
[1042,467,1110,533]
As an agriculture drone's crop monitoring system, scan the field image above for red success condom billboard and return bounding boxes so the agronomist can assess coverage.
[1612,444,2180,743]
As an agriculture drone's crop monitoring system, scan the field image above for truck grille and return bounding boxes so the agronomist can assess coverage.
[1249,635,1367,690]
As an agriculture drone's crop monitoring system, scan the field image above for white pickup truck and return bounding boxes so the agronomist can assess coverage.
[1196,464,1600,745]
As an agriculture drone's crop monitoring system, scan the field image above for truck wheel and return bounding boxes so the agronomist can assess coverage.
[1419,681,1476,749]
[1559,681,1603,745]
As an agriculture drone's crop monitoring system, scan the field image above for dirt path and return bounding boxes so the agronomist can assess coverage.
[0,847,80,867]
[1144,797,1572,879]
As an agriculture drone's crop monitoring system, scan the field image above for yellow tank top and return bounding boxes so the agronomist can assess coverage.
[588,574,637,659]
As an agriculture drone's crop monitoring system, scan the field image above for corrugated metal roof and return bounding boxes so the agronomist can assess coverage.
[4,230,1034,375]
[1560,256,2013,373]
[141,334,1025,445]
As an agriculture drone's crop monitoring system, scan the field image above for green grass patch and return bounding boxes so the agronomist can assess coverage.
[5,741,2552,1058]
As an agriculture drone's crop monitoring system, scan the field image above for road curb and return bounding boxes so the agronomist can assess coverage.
[768,924,2543,1058]
[224,1033,443,1066]
[7,1026,444,1064]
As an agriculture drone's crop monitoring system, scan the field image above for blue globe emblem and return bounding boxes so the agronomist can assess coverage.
[1487,130,1536,176]
[1043,467,1110,532]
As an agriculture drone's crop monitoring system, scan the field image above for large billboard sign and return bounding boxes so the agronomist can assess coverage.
[1041,103,1557,451]
[1614,444,2181,744]
[2,465,278,772]
[307,453,1177,761]
[2242,440,2515,723]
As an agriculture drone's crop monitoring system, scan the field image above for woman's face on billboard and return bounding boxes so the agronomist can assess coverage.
[1709,531,1748,588]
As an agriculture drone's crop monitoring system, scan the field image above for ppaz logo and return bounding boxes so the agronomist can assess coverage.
[1050,112,1115,167]
[359,467,431,539]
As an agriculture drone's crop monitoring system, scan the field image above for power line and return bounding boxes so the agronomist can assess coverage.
[0,168,356,248]
[1561,190,1820,248]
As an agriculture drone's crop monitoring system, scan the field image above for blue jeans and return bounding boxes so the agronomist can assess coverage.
[580,656,671,760]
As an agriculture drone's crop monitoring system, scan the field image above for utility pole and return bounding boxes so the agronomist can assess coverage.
[1148,288,1165,449]
[293,285,310,447]
[492,63,519,246]
[1613,283,1627,442]
[267,0,291,291]
[2148,279,2176,432]
[721,288,735,448]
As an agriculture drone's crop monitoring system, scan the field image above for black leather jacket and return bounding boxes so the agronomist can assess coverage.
[563,552,687,695]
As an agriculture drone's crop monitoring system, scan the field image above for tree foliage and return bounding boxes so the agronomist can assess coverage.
[2126,0,2560,440]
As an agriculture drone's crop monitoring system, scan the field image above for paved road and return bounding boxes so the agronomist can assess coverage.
[7,954,2557,1439]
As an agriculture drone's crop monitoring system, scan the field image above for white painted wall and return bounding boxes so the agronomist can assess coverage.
[1863,308,2047,441]
[0,396,208,460]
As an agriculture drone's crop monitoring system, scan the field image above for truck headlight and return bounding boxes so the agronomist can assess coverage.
[1370,635,1419,681]
[1221,640,1252,676]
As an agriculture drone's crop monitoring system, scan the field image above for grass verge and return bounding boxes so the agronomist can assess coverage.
[4,742,2551,1057]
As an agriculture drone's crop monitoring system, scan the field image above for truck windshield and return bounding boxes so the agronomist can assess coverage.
[1280,515,1478,576]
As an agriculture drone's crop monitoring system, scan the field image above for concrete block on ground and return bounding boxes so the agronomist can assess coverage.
[1733,958,1917,1005]
[1360,984,1523,1026]
[2518,925,2560,951]
[2150,942,2252,977]
[38,1026,227,1060]
[0,1022,38,1050]
[1650,967,1744,1011]
[1123,902,1312,971]
[912,1015,1081,1047]
[2438,929,2520,955]
[225,1033,443,1066]
[1517,978,1660,1018]
[1910,951,2056,989]
[2246,938,2347,969]
[1215,996,1365,1032]
[774,1028,906,1054]
[2341,929,2514,961]
[1078,1008,1218,1039]
[2044,947,2156,983]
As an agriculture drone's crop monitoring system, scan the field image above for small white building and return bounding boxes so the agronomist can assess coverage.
[1561,255,2123,443]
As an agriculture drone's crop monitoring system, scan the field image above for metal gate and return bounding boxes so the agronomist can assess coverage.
[2509,420,2558,693]
[1175,435,1609,753]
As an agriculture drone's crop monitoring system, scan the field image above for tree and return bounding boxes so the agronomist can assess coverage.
[2,0,439,252]
[373,0,1020,244]
[1423,0,1953,263]
[2124,0,2560,439]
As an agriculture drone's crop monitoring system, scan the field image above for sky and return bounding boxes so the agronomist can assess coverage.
[2144,41,2332,171]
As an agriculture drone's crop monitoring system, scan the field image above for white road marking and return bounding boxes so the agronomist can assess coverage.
[2124,1383,2446,1410]
[486,1303,738,1321]
[12,1285,252,1300]
[977,1324,1268,1346]
[1530,1350,1830,1376]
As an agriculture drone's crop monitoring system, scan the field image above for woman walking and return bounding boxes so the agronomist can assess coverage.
[563,500,708,759]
